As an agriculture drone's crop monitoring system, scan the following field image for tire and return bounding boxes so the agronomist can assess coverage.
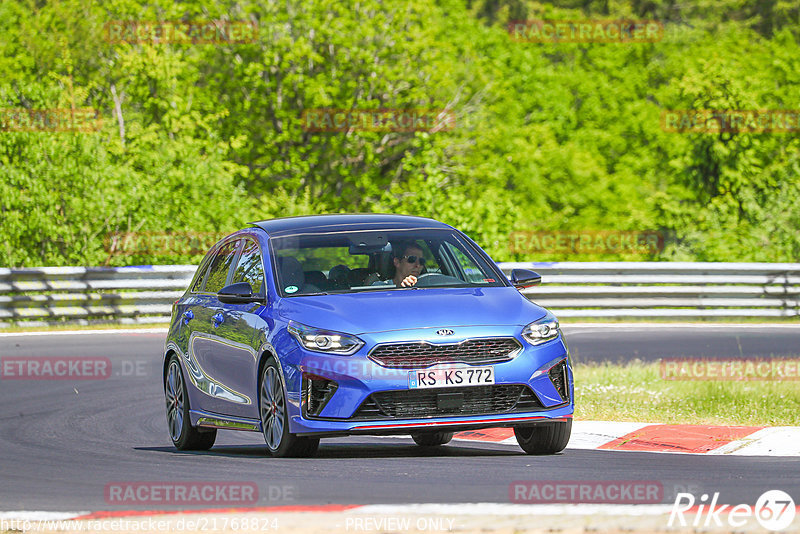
[260,358,320,458]
[165,356,216,451]
[514,420,572,455]
[411,431,454,447]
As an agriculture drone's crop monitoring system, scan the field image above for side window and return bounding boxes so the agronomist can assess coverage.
[232,239,264,294]
[190,251,215,292]
[191,264,208,293]
[204,240,241,293]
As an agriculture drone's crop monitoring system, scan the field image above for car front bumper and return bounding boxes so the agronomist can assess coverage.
[291,408,573,437]
[276,325,574,436]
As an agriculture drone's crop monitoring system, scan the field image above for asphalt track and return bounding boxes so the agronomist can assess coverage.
[1,326,799,513]
[562,324,800,363]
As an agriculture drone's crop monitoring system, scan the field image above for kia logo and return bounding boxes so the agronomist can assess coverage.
[436,329,454,336]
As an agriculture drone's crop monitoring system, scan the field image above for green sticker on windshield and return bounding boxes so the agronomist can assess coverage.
[285,285,298,294]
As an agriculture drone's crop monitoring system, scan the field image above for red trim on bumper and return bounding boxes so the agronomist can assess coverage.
[352,414,570,431]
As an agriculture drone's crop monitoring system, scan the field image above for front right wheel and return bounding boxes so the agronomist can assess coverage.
[514,420,571,455]
[260,358,319,458]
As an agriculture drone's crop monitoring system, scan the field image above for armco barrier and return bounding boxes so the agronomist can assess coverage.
[0,265,195,328]
[0,263,798,327]
[503,262,800,318]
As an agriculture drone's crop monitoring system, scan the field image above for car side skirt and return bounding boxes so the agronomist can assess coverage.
[190,409,261,432]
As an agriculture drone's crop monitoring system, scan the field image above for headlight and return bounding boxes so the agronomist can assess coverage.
[288,321,364,355]
[521,312,560,346]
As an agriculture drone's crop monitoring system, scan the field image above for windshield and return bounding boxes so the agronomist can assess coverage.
[270,228,506,296]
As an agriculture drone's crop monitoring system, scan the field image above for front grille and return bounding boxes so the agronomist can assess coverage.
[350,384,543,419]
[368,338,521,368]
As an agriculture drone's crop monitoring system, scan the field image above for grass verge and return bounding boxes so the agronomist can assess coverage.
[574,360,800,426]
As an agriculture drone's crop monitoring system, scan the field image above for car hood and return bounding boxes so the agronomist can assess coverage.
[275,286,548,334]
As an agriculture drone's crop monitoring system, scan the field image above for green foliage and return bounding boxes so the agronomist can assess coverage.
[0,0,798,266]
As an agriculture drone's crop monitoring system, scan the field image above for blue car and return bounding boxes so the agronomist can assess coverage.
[163,214,573,457]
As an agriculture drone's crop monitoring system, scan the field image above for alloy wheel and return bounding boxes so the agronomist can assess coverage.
[260,366,285,450]
[165,361,184,442]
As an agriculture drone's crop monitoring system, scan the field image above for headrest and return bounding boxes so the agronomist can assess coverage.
[304,270,327,287]
[328,264,350,282]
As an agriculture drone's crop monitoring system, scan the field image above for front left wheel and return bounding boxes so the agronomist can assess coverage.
[260,358,319,458]
[165,356,216,451]
[411,431,454,447]
[514,419,571,455]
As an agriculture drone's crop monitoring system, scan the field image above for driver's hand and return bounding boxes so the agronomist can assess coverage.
[400,275,417,287]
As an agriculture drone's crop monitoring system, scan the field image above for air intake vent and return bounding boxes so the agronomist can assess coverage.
[548,359,569,402]
[350,384,544,420]
[303,374,338,417]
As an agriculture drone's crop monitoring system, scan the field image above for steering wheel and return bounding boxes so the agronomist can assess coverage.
[413,273,449,287]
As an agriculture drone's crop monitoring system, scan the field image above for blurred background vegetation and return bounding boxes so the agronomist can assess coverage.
[0,0,798,266]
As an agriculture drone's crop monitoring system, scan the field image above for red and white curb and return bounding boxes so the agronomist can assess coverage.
[453,421,800,456]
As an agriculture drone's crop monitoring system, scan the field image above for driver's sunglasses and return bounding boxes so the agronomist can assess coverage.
[402,255,426,266]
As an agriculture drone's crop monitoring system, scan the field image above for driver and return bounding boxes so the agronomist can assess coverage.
[391,242,425,287]
[369,242,426,287]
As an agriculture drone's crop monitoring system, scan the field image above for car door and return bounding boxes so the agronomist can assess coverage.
[171,249,214,355]
[186,238,255,416]
[207,237,269,420]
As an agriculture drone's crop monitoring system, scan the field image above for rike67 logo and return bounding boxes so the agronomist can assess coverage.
[669,490,796,531]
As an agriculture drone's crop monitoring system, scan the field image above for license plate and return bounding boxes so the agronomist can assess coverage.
[408,366,495,389]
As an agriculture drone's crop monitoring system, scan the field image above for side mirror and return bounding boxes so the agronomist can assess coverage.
[218,282,261,304]
[510,269,541,289]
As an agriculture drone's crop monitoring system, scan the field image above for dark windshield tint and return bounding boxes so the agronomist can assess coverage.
[270,229,504,296]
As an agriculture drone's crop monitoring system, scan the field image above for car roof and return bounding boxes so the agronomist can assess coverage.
[249,214,453,237]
